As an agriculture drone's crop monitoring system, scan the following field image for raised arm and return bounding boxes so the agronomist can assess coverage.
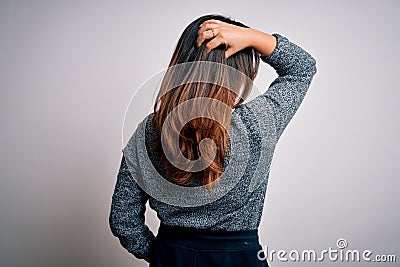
[197,20,317,139]
[258,33,317,138]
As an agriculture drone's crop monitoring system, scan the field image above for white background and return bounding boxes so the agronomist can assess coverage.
[0,1,398,266]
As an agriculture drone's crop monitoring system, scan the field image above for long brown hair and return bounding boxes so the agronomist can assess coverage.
[151,14,260,190]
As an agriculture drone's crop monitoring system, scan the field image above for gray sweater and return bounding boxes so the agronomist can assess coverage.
[109,33,317,259]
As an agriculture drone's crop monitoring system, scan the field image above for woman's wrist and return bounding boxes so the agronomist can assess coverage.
[247,28,277,57]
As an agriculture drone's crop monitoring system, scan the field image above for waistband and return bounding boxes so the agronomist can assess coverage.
[156,224,261,250]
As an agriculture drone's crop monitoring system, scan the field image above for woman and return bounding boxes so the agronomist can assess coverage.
[109,14,317,267]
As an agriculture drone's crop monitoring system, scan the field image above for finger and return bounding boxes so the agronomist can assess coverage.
[225,47,238,59]
[198,23,219,38]
[196,29,213,47]
[200,19,231,31]
[204,36,226,54]
[199,19,222,28]
[196,28,218,48]
[198,19,224,36]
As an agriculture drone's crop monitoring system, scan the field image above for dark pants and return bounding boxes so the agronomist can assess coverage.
[149,224,269,267]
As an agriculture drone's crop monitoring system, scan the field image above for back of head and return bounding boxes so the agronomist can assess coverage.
[151,14,260,190]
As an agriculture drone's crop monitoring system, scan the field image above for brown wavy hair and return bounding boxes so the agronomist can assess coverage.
[151,14,260,190]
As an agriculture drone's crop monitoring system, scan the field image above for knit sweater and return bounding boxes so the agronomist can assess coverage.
[109,33,317,259]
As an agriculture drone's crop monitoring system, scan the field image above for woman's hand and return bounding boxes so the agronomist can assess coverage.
[196,19,252,58]
[196,19,277,59]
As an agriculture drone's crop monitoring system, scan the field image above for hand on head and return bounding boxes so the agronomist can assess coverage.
[196,19,254,59]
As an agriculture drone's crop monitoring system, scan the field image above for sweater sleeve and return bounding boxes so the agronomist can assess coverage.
[109,152,155,259]
[260,33,317,139]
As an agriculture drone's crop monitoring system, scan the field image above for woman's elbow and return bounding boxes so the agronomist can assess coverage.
[305,55,317,77]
